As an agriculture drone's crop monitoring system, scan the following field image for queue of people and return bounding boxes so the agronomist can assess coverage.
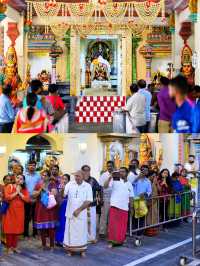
[126,75,200,133]
[0,156,198,261]
[0,80,66,133]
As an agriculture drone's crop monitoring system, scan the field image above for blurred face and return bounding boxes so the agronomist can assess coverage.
[28,163,36,173]
[51,166,59,177]
[181,169,187,177]
[41,171,49,182]
[15,175,24,186]
[120,168,127,179]
[140,167,149,177]
[4,176,11,185]
[130,160,138,169]
[161,170,169,179]
[189,156,195,164]
[75,174,83,185]
[62,175,69,185]
[82,166,90,180]
[107,163,114,173]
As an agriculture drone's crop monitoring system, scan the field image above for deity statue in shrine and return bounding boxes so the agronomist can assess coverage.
[139,134,152,166]
[42,155,62,175]
[180,44,195,86]
[90,55,111,81]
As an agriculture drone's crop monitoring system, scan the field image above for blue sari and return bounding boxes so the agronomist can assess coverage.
[168,179,183,218]
[55,197,68,244]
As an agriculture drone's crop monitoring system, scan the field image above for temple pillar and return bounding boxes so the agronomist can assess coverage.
[70,29,80,96]
[194,0,200,85]
[64,30,70,83]
[56,40,67,82]
[121,30,132,96]
[132,37,141,83]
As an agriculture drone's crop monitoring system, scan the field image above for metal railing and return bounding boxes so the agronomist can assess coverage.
[129,191,195,237]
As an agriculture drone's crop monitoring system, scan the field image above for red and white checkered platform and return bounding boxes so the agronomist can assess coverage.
[75,96,126,123]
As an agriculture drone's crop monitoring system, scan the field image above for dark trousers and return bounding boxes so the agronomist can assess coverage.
[40,228,55,248]
[136,125,146,133]
[133,216,145,236]
[24,202,37,237]
[0,122,13,133]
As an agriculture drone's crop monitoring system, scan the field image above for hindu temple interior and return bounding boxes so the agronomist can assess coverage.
[0,0,199,97]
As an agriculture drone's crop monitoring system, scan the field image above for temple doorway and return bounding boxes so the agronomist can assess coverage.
[80,35,122,96]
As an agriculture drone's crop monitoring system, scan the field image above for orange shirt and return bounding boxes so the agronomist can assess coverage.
[3,184,30,234]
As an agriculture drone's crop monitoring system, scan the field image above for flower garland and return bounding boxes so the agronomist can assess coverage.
[26,0,165,26]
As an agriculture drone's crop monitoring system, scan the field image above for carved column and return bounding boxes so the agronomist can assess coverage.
[132,37,141,83]
[64,30,70,84]
[140,45,153,84]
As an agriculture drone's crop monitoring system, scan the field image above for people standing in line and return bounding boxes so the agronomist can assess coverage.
[169,75,192,133]
[126,83,146,133]
[3,175,30,254]
[63,170,93,257]
[0,84,15,133]
[137,79,152,132]
[55,174,70,246]
[81,165,101,243]
[12,93,48,133]
[33,170,58,251]
[133,165,152,238]
[106,168,134,248]
[99,161,115,238]
[24,161,41,239]
[128,159,140,185]
[157,76,176,133]
[184,155,199,174]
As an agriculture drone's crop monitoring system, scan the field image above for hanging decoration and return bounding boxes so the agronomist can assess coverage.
[26,0,165,26]
[0,0,8,22]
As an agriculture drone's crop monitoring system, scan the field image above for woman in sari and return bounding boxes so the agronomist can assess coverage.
[179,169,191,216]
[33,170,58,251]
[168,172,183,219]
[55,174,70,246]
[12,93,48,133]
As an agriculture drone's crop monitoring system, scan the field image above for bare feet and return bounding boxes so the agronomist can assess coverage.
[81,252,86,258]
[91,239,97,244]
[108,244,113,249]
[13,248,22,254]
[7,248,14,255]
[68,251,72,257]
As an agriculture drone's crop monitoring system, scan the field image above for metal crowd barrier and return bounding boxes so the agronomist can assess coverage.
[129,191,195,240]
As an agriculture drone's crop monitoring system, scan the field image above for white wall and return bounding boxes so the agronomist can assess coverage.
[61,134,103,180]
[151,56,172,75]
[160,133,179,174]
[29,53,51,79]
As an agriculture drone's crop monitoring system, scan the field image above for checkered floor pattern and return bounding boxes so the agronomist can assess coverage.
[75,96,126,123]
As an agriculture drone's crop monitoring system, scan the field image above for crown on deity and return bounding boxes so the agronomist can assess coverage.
[181,44,193,65]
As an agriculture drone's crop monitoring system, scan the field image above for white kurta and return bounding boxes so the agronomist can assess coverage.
[63,181,93,251]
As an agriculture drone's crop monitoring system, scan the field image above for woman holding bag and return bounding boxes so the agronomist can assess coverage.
[33,170,58,251]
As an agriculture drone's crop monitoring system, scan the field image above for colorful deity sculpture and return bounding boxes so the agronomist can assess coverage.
[139,134,152,166]
[180,44,195,86]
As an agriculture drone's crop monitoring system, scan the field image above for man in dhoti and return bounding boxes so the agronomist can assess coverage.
[81,165,101,243]
[63,170,93,257]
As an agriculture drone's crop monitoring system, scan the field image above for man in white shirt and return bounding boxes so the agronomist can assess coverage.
[184,155,199,173]
[126,83,146,133]
[99,161,114,237]
[128,159,140,184]
[63,170,93,257]
[105,168,134,248]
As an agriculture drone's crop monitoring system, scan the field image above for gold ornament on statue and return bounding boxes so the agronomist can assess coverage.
[139,134,152,166]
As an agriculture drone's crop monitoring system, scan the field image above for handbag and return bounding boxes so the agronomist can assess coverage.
[0,201,9,214]
[40,191,49,207]
[133,198,148,219]
[47,194,57,209]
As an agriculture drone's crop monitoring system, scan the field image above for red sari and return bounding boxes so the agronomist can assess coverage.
[108,207,128,245]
